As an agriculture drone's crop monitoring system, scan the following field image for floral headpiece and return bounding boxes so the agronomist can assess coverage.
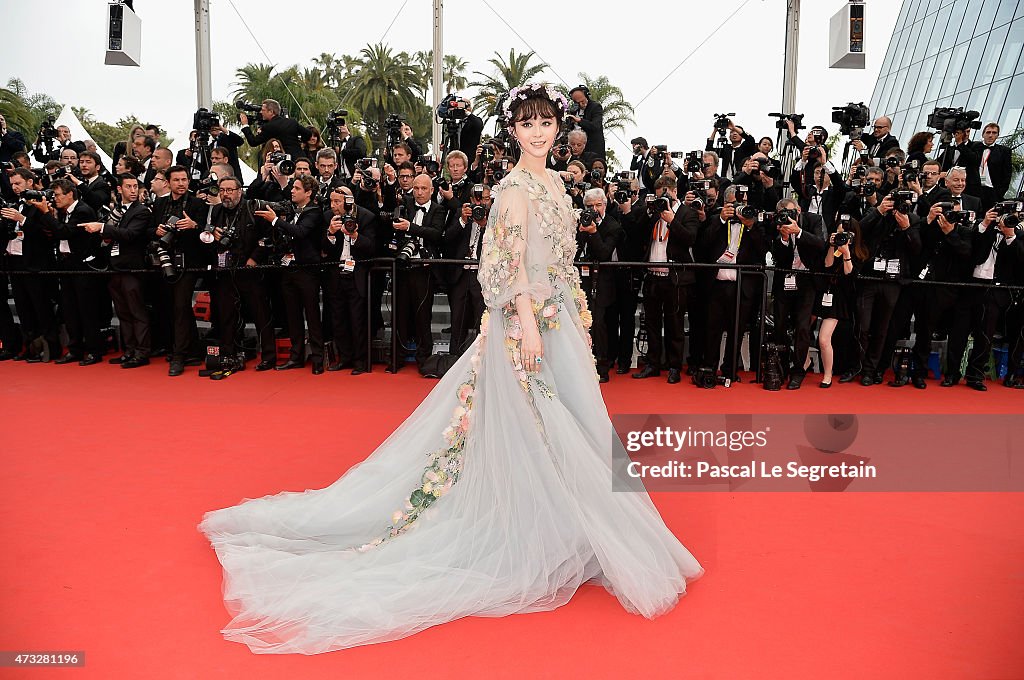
[501,82,569,132]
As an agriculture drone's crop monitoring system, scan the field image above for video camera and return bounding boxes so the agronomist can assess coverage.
[831,102,870,138]
[926,106,982,145]
[193,108,219,135]
[436,94,470,121]
[768,112,805,131]
[713,113,734,132]
[38,117,58,141]
[235,100,263,130]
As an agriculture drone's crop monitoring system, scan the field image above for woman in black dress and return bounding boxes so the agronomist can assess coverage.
[815,218,867,387]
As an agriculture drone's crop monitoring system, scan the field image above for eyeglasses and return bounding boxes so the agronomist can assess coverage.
[921,171,939,176]
[219,187,241,193]
[873,125,888,130]
[398,174,414,179]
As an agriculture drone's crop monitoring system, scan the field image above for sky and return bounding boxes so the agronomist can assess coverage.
[2,0,901,166]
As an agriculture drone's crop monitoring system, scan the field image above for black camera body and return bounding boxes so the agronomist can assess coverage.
[927,106,981,136]
[646,195,670,214]
[193,108,219,134]
[769,112,805,131]
[993,200,1023,216]
[713,113,735,132]
[490,159,510,181]
[579,208,599,228]
[235,100,264,130]
[417,155,440,176]
[614,180,632,205]
[735,203,759,220]
[471,205,488,223]
[683,150,703,174]
[773,208,797,227]
[891,190,918,214]
[268,152,295,176]
[832,231,851,248]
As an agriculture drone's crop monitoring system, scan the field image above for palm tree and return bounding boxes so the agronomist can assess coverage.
[469,49,548,123]
[341,43,422,150]
[231,63,279,106]
[410,51,469,96]
[0,83,33,134]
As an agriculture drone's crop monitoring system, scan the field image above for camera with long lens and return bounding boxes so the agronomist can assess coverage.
[21,189,53,202]
[325,109,348,131]
[750,157,775,177]
[734,203,758,220]
[768,112,805,131]
[50,165,76,181]
[589,168,605,183]
[934,201,976,226]
[195,172,219,196]
[267,152,294,176]
[993,200,1023,217]
[146,240,178,279]
[471,205,488,222]
[578,208,598,228]
[193,108,219,135]
[235,99,263,130]
[38,117,58,141]
[831,231,851,248]
[713,113,734,132]
[854,179,878,196]
[890,190,917,214]
[831,102,870,138]
[490,158,510,181]
[926,106,981,145]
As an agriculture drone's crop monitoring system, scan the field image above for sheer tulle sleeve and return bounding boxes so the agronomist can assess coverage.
[478,182,550,309]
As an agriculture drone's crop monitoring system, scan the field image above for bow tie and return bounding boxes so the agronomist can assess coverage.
[416,205,428,213]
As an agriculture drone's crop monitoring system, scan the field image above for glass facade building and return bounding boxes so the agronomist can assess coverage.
[869,0,1024,189]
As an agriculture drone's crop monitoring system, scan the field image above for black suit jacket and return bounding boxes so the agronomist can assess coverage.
[242,116,313,159]
[971,142,1013,198]
[148,194,211,267]
[641,203,701,286]
[2,203,56,271]
[576,214,624,305]
[457,115,484,161]
[865,134,900,160]
[277,203,324,265]
[77,175,112,214]
[916,185,953,219]
[708,133,757,179]
[400,197,446,259]
[0,129,26,163]
[576,101,605,159]
[769,220,826,294]
[939,143,982,196]
[54,201,100,268]
[333,135,369,177]
[106,202,153,271]
[859,207,923,280]
[700,215,766,294]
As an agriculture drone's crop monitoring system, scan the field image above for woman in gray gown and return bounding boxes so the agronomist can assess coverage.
[199,82,703,654]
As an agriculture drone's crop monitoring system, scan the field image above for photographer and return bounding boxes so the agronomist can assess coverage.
[246,148,294,202]
[444,184,491,357]
[699,184,767,384]
[844,189,922,385]
[908,181,974,389]
[561,160,589,209]
[144,147,173,191]
[576,189,624,382]
[148,165,210,376]
[707,118,756,180]
[938,126,982,198]
[390,173,445,373]
[731,153,781,211]
[323,186,375,374]
[34,124,83,163]
[816,219,866,388]
[910,160,951,217]
[550,130,596,172]
[793,153,846,230]
[0,168,59,361]
[768,198,826,389]
[629,137,659,194]
[945,205,1024,390]
[327,120,367,181]
[852,116,900,160]
[0,113,27,164]
[201,176,277,374]
[633,176,697,384]
[240,99,313,159]
[567,86,605,159]
[81,174,153,368]
[608,176,646,372]
[314,148,346,195]
[66,151,111,213]
[49,179,104,364]
[255,174,326,373]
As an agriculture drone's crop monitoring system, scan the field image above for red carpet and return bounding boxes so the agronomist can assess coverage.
[2,361,1022,679]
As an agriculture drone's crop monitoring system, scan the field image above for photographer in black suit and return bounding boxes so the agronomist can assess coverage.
[255,174,326,373]
[576,188,624,382]
[323,185,375,374]
[444,184,490,357]
[938,128,982,198]
[391,173,445,372]
[203,176,277,373]
[0,168,59,361]
[67,151,111,213]
[706,118,757,180]
[0,114,26,164]
[768,198,826,389]
[49,179,105,364]
[82,174,153,367]
[852,116,901,161]
[567,86,605,159]
[240,99,313,159]
[633,177,699,384]
[973,123,1013,213]
[149,166,210,376]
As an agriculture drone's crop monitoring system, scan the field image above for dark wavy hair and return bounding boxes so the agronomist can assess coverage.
[906,131,933,156]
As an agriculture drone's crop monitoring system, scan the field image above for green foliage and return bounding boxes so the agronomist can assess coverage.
[469,49,549,124]
[555,73,635,136]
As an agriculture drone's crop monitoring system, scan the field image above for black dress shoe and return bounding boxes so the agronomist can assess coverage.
[327,361,348,372]
[275,359,304,371]
[25,354,44,363]
[966,380,988,392]
[122,356,150,369]
[819,380,833,388]
[150,348,168,358]
[787,373,805,390]
[255,359,276,372]
[667,368,681,384]
[168,360,185,377]
[351,366,366,376]
[79,354,102,366]
[599,373,610,383]
[108,355,129,365]
[633,366,660,379]
[888,376,909,387]
[54,354,82,365]
[839,369,860,383]
[1004,375,1021,389]
[312,362,324,375]
[13,352,29,361]
[873,373,884,384]
[860,375,875,386]
[615,366,630,374]
[940,375,959,387]
[912,377,927,389]
[0,349,16,361]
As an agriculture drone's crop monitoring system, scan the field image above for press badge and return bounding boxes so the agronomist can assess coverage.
[873,258,886,271]
[110,243,120,257]
[821,292,833,307]
[581,265,591,277]
[886,260,900,277]
[343,258,355,272]
[218,252,229,268]
[718,249,737,264]
[784,274,797,291]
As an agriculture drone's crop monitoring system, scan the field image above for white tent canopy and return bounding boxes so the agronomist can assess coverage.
[54,105,114,170]
[166,128,258,186]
